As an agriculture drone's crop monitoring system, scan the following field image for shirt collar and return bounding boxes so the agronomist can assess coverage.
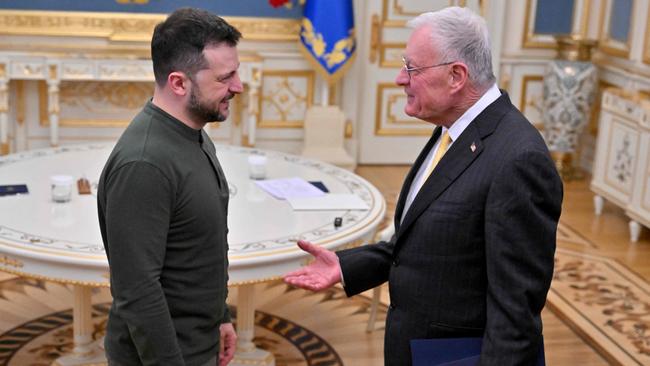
[145,100,203,143]
[445,83,501,142]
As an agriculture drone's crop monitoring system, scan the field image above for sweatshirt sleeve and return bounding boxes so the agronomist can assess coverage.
[103,161,184,365]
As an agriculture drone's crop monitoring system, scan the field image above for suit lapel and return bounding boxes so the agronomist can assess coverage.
[395,91,513,241]
[393,127,442,231]
[397,125,484,239]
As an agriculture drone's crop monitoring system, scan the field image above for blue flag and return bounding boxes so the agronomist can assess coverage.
[299,0,356,84]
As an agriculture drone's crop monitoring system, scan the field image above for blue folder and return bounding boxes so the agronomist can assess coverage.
[410,337,545,366]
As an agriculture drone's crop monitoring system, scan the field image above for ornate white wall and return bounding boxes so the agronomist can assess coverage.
[1,0,650,171]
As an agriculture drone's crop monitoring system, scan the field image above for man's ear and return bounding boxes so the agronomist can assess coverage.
[167,71,190,96]
[448,63,469,93]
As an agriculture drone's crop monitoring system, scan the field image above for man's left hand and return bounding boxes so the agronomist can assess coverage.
[219,322,237,366]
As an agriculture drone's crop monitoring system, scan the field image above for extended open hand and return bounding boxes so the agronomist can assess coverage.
[283,240,342,291]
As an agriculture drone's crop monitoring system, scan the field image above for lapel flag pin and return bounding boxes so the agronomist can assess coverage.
[470,142,476,152]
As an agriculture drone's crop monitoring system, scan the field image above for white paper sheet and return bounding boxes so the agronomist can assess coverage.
[254,177,325,199]
[286,194,369,210]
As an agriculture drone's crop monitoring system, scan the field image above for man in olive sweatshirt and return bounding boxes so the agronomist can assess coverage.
[98,8,243,366]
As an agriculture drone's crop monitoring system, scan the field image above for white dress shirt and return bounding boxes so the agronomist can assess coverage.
[400,83,501,223]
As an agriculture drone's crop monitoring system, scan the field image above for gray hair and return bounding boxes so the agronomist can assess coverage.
[408,6,495,88]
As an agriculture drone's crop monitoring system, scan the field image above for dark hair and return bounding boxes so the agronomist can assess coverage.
[151,8,242,86]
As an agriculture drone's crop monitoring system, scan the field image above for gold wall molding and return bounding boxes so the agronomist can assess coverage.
[589,80,616,136]
[393,1,422,17]
[593,56,650,79]
[16,80,25,125]
[259,70,314,129]
[519,75,544,129]
[375,83,432,136]
[0,10,301,43]
[380,43,406,68]
[381,0,452,27]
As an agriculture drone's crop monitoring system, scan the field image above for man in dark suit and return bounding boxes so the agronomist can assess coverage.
[284,6,562,366]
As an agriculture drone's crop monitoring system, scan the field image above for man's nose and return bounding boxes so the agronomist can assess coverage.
[230,73,244,94]
[395,68,409,86]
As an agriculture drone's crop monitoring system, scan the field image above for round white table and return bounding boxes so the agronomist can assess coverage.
[0,144,385,366]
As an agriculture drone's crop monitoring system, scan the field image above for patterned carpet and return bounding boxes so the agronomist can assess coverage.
[0,222,648,365]
[553,222,650,365]
[0,277,385,366]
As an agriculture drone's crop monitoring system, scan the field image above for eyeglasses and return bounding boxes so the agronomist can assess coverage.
[401,57,455,80]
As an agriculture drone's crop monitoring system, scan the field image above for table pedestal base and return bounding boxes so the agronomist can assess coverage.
[232,284,275,366]
[231,348,275,366]
[52,285,107,366]
[52,340,106,366]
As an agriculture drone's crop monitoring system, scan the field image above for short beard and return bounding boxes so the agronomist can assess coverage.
[187,86,229,123]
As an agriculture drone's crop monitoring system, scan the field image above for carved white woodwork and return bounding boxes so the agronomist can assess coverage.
[591,89,650,241]
[0,54,262,150]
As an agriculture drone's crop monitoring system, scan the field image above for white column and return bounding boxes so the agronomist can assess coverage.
[247,86,258,146]
[72,285,94,357]
[54,285,107,366]
[231,284,275,366]
[0,77,8,155]
[47,80,60,147]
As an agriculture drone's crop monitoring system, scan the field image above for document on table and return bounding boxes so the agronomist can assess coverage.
[255,177,325,199]
[287,194,369,210]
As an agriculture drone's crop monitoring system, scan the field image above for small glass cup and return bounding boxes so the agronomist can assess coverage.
[248,155,267,180]
[50,175,74,203]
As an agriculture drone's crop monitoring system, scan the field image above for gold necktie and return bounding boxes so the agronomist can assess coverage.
[423,131,452,179]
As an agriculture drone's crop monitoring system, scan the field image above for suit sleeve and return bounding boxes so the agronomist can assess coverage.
[481,148,562,365]
[104,161,184,365]
[336,233,396,297]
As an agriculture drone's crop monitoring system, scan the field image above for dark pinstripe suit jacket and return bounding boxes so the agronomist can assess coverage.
[337,92,562,366]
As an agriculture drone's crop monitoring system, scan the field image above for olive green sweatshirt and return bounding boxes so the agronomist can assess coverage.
[98,101,230,366]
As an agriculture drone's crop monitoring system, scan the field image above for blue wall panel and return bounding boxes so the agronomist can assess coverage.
[609,0,632,42]
[533,0,574,35]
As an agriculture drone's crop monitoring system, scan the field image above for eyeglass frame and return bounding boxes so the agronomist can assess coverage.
[401,57,456,80]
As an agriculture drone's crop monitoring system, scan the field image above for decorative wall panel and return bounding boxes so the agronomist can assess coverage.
[374,83,433,136]
[259,70,314,129]
[39,81,153,127]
